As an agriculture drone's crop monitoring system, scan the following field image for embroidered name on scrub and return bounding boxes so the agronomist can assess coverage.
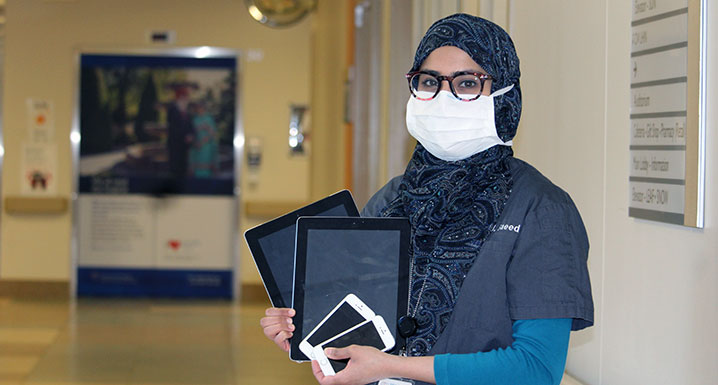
[492,223,521,233]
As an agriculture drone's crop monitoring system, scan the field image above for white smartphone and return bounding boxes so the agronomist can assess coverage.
[299,293,375,359]
[313,315,395,376]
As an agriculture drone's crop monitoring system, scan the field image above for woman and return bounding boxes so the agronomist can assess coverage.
[189,101,220,178]
[261,13,593,385]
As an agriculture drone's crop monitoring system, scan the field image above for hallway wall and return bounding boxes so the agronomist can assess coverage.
[0,0,313,282]
[511,1,717,384]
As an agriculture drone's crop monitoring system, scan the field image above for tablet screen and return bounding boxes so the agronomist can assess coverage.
[244,190,359,308]
[303,229,400,337]
[291,217,410,361]
[256,204,351,306]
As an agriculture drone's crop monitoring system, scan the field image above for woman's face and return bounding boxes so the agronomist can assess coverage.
[419,46,492,96]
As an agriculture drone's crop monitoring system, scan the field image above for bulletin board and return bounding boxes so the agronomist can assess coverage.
[629,0,706,227]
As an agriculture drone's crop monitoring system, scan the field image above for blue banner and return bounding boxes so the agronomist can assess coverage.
[77,267,233,298]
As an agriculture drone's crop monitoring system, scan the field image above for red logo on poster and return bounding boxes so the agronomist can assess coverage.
[168,240,181,250]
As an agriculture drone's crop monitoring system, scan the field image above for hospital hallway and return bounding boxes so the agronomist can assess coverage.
[1,1,717,384]
[0,296,317,385]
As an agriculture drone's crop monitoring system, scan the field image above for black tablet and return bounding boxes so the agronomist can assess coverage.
[244,190,359,308]
[290,216,411,362]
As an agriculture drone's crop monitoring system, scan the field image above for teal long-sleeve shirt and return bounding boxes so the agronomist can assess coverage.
[433,318,572,385]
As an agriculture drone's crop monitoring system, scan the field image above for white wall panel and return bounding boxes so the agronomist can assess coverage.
[510,1,607,383]
[512,0,717,384]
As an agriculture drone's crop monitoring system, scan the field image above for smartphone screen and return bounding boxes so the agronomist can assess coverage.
[305,302,367,347]
[320,320,387,373]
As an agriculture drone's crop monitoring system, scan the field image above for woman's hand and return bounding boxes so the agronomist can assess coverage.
[311,346,436,385]
[311,345,394,385]
[259,307,295,352]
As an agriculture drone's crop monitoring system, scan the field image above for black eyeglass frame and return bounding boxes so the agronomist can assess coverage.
[405,70,493,101]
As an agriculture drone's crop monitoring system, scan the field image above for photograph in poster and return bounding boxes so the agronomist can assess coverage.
[78,54,236,195]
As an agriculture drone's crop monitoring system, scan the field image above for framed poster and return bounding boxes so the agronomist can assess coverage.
[72,48,242,298]
[629,0,706,227]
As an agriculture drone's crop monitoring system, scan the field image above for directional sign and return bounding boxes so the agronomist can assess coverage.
[629,0,705,227]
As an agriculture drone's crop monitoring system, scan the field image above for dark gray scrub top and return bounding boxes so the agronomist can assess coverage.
[361,157,594,357]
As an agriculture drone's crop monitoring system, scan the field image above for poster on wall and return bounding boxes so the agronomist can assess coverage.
[75,51,239,298]
[629,0,705,227]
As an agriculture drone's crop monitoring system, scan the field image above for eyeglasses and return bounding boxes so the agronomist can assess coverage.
[406,71,492,101]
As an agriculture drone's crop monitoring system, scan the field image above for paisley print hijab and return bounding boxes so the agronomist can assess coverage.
[380,13,522,356]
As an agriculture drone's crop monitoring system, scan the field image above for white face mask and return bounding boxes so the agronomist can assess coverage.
[406,84,514,162]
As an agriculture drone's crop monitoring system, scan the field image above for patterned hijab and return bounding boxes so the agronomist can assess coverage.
[381,13,521,356]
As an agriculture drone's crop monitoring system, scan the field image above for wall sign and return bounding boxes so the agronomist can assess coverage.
[21,143,57,195]
[27,99,55,143]
[629,0,706,227]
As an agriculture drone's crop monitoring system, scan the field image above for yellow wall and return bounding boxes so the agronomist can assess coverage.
[241,0,350,284]
[1,0,315,283]
[309,0,350,201]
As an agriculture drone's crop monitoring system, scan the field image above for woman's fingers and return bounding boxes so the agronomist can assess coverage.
[260,308,294,334]
[321,345,390,384]
[324,346,352,360]
[311,360,326,380]
[262,321,294,340]
[260,308,294,328]
[260,308,296,351]
[264,307,296,317]
[259,315,293,329]
[273,330,293,352]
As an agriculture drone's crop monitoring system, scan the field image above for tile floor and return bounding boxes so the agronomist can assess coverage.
[0,297,317,385]
[0,296,585,385]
